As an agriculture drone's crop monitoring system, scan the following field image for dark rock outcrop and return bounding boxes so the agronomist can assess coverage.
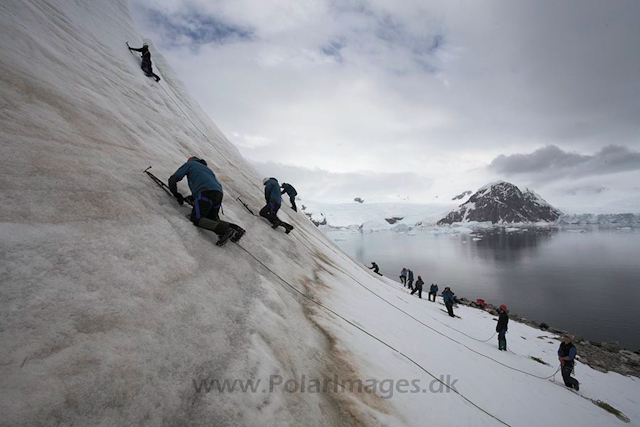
[452,190,472,201]
[438,181,561,225]
[384,217,404,225]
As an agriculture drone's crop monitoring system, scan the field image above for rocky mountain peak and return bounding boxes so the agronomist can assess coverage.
[438,181,560,225]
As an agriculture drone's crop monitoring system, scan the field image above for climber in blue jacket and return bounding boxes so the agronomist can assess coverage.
[260,177,294,233]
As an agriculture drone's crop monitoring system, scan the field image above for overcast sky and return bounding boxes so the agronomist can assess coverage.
[130,0,640,210]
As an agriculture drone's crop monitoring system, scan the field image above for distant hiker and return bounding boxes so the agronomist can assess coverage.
[428,283,438,302]
[260,177,294,233]
[407,269,414,291]
[168,157,245,246]
[368,262,382,276]
[280,183,298,212]
[127,42,160,82]
[442,287,455,317]
[558,335,580,391]
[399,268,407,287]
[411,275,424,298]
[496,305,509,351]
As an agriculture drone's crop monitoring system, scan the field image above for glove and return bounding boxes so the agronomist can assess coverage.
[175,192,184,205]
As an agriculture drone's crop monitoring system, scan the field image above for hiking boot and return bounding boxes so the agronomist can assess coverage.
[574,382,579,391]
[230,227,245,243]
[271,222,280,229]
[284,224,294,234]
[216,229,235,246]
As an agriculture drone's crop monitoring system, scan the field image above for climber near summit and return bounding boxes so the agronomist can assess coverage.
[127,42,160,82]
[168,157,245,246]
[260,177,294,233]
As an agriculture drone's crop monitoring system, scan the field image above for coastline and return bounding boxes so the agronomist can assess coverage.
[448,295,640,378]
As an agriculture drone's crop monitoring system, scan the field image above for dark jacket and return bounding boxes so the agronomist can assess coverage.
[558,342,577,366]
[429,284,438,293]
[414,278,424,289]
[129,46,152,64]
[442,289,454,304]
[408,270,414,281]
[264,178,282,204]
[496,311,509,332]
[169,159,222,196]
[281,183,297,197]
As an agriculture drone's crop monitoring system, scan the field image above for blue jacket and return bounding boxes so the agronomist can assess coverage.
[264,178,282,204]
[430,284,438,293]
[442,289,454,304]
[169,159,223,196]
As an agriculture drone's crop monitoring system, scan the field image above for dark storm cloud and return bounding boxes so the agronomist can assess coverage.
[489,145,640,178]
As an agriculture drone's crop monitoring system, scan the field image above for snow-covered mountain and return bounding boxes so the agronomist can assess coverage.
[1,2,639,426]
[438,181,561,225]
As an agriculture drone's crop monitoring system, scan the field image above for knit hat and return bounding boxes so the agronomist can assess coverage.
[500,305,508,311]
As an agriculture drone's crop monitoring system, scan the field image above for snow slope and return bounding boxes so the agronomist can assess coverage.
[1,1,639,426]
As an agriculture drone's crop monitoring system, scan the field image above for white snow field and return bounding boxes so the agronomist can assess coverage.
[1,1,639,426]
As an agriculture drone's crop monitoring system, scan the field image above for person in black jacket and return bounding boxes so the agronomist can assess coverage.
[368,262,382,276]
[127,42,161,82]
[280,183,298,212]
[496,305,509,351]
[428,283,438,302]
[411,276,424,298]
[558,335,580,391]
[407,269,414,291]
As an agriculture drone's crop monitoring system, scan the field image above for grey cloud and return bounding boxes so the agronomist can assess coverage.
[489,145,640,178]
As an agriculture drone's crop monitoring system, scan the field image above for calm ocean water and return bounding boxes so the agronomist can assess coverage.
[326,226,640,351]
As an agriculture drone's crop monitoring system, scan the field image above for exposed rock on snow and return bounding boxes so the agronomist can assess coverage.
[384,216,404,224]
[452,190,472,201]
[438,181,561,225]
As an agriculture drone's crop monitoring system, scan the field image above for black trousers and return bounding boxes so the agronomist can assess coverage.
[445,301,455,317]
[190,190,233,236]
[411,287,422,298]
[561,363,579,388]
[428,292,436,301]
[141,60,160,80]
[400,276,407,286]
[289,196,297,212]
[260,201,282,225]
[407,279,414,290]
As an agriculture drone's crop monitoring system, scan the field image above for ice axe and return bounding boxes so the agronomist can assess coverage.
[143,166,194,207]
[236,196,256,216]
